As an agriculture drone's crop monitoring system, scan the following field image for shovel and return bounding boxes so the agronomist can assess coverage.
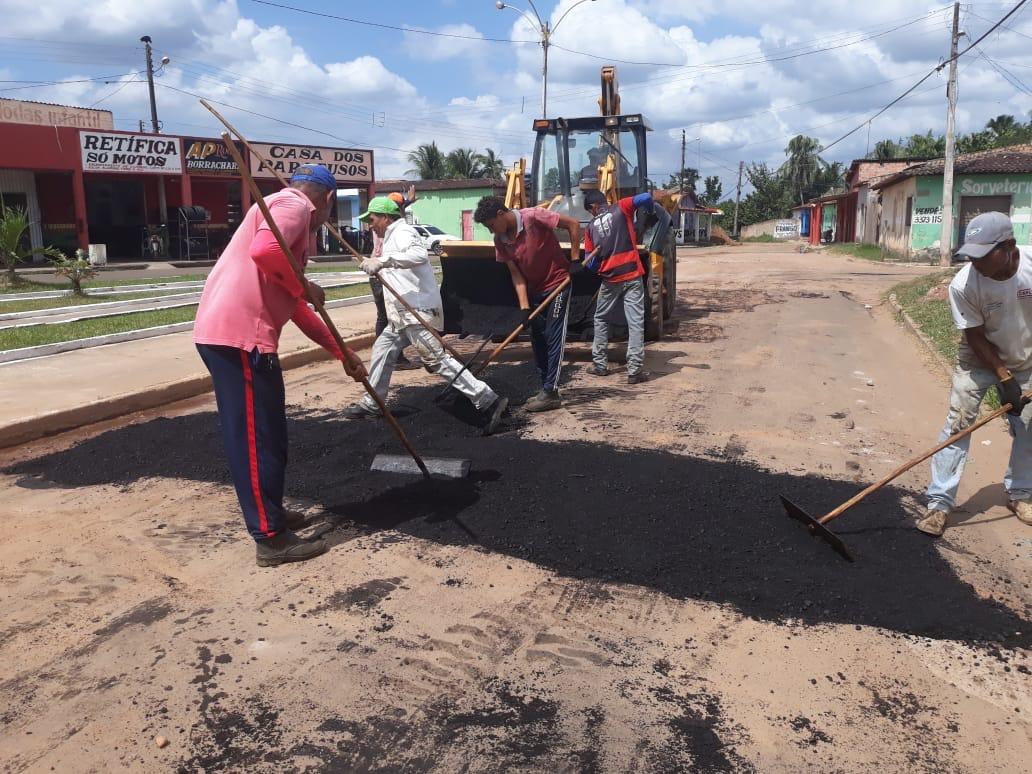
[781,390,1032,561]
[209,121,469,481]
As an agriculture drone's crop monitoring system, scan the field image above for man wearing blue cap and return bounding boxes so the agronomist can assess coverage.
[920,211,1032,536]
[344,196,509,433]
[195,164,368,566]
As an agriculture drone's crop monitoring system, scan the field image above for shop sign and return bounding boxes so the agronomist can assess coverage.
[773,219,798,239]
[249,142,372,183]
[183,137,242,175]
[0,98,113,130]
[80,131,182,174]
[913,206,942,225]
[959,178,1032,196]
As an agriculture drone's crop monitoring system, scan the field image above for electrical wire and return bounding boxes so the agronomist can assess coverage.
[819,0,1030,154]
[87,75,139,108]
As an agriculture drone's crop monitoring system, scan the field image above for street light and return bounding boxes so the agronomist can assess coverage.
[496,0,596,117]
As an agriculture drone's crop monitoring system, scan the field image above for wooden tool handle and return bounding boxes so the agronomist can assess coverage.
[820,392,1032,525]
[214,128,430,479]
[473,275,572,377]
[199,101,463,365]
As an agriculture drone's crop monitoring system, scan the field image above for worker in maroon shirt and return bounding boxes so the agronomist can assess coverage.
[474,196,581,412]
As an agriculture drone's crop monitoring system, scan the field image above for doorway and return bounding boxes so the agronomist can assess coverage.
[461,209,474,240]
[958,195,1011,250]
[85,178,146,259]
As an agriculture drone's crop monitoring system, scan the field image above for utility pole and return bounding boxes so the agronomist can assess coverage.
[939,2,961,267]
[141,35,168,250]
[680,130,686,197]
[733,161,744,237]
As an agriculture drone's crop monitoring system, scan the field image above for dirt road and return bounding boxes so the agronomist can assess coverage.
[1,244,1029,772]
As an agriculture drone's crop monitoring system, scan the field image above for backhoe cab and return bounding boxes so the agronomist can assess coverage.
[439,66,677,343]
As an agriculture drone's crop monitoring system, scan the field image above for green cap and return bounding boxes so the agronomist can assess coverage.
[359,196,401,221]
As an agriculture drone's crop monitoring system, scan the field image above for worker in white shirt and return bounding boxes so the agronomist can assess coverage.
[344,196,509,434]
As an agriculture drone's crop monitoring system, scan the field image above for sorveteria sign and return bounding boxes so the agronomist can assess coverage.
[249,142,373,183]
[959,178,1032,196]
[80,131,183,174]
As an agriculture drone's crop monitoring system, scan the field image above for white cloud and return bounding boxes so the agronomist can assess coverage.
[402,24,490,62]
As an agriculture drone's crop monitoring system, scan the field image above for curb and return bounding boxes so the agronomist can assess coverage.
[0,331,376,449]
[888,293,953,378]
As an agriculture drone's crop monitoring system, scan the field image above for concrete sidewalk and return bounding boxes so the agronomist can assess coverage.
[0,299,378,448]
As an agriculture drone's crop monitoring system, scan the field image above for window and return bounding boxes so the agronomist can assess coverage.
[905,196,913,227]
[423,226,445,235]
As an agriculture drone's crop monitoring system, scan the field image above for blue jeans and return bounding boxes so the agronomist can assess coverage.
[927,365,1032,512]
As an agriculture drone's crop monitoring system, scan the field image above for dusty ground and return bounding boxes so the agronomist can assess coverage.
[1,244,1029,773]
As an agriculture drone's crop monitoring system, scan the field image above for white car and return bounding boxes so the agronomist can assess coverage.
[413,224,459,255]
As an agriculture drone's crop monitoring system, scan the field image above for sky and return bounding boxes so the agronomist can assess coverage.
[1,0,1031,196]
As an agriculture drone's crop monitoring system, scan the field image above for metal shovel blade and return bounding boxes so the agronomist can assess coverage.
[779,495,854,563]
[371,454,470,479]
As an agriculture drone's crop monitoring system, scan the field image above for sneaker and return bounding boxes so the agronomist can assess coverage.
[255,531,328,567]
[916,507,948,537]
[588,364,608,377]
[627,370,650,385]
[1008,499,1032,525]
[525,389,561,413]
[481,395,509,436]
[343,403,380,420]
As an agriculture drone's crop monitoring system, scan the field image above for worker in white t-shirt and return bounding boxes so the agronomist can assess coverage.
[920,211,1032,536]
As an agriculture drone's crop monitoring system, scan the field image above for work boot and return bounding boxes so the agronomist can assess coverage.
[255,532,328,567]
[916,507,948,537]
[588,364,608,377]
[1008,499,1032,526]
[481,396,509,436]
[627,370,650,385]
[344,402,380,420]
[395,353,422,371]
[525,389,561,413]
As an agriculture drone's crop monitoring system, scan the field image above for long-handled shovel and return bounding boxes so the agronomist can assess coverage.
[199,100,464,366]
[214,129,464,480]
[781,391,1032,562]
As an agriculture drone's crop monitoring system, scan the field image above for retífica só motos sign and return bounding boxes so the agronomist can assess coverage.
[80,131,183,174]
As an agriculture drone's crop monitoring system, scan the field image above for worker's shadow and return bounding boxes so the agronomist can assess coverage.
[315,470,501,548]
[950,483,1020,528]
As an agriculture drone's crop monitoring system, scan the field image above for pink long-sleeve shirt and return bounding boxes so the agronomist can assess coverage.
[194,188,342,359]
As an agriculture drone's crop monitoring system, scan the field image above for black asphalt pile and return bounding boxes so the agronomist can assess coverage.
[6,363,1029,648]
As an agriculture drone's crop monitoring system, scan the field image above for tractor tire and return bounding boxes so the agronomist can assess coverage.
[662,233,677,319]
[644,263,664,342]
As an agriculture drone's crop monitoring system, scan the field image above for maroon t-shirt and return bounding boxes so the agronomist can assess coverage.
[493,207,569,296]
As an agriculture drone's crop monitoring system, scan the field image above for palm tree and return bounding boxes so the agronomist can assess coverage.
[780,135,826,205]
[987,114,1018,142]
[0,204,64,285]
[873,139,901,160]
[477,148,506,180]
[406,142,447,180]
[445,147,484,179]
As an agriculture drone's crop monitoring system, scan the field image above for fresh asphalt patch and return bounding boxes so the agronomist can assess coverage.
[6,362,1029,650]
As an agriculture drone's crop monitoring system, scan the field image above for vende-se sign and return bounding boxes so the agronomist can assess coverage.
[250,142,372,183]
[773,219,798,239]
[80,131,182,174]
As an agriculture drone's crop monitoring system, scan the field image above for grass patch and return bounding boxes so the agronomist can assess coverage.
[826,243,890,262]
[0,289,193,314]
[0,278,64,295]
[0,282,372,351]
[741,234,778,243]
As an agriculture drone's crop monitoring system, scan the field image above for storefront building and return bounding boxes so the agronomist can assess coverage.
[873,145,1032,260]
[0,100,374,261]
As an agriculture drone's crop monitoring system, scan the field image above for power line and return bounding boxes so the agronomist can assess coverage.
[0,70,145,93]
[819,0,1030,154]
[87,75,139,108]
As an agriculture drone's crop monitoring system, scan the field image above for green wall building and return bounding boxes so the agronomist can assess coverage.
[873,145,1032,260]
[377,178,507,242]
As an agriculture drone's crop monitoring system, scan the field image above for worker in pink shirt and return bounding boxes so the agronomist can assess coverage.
[194,164,366,567]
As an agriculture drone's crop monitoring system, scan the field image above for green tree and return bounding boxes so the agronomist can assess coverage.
[666,167,699,192]
[445,147,484,179]
[477,148,506,180]
[902,131,945,157]
[701,175,723,206]
[872,139,902,159]
[406,142,447,179]
[738,163,794,227]
[780,135,826,205]
[0,204,64,285]
[51,248,97,295]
